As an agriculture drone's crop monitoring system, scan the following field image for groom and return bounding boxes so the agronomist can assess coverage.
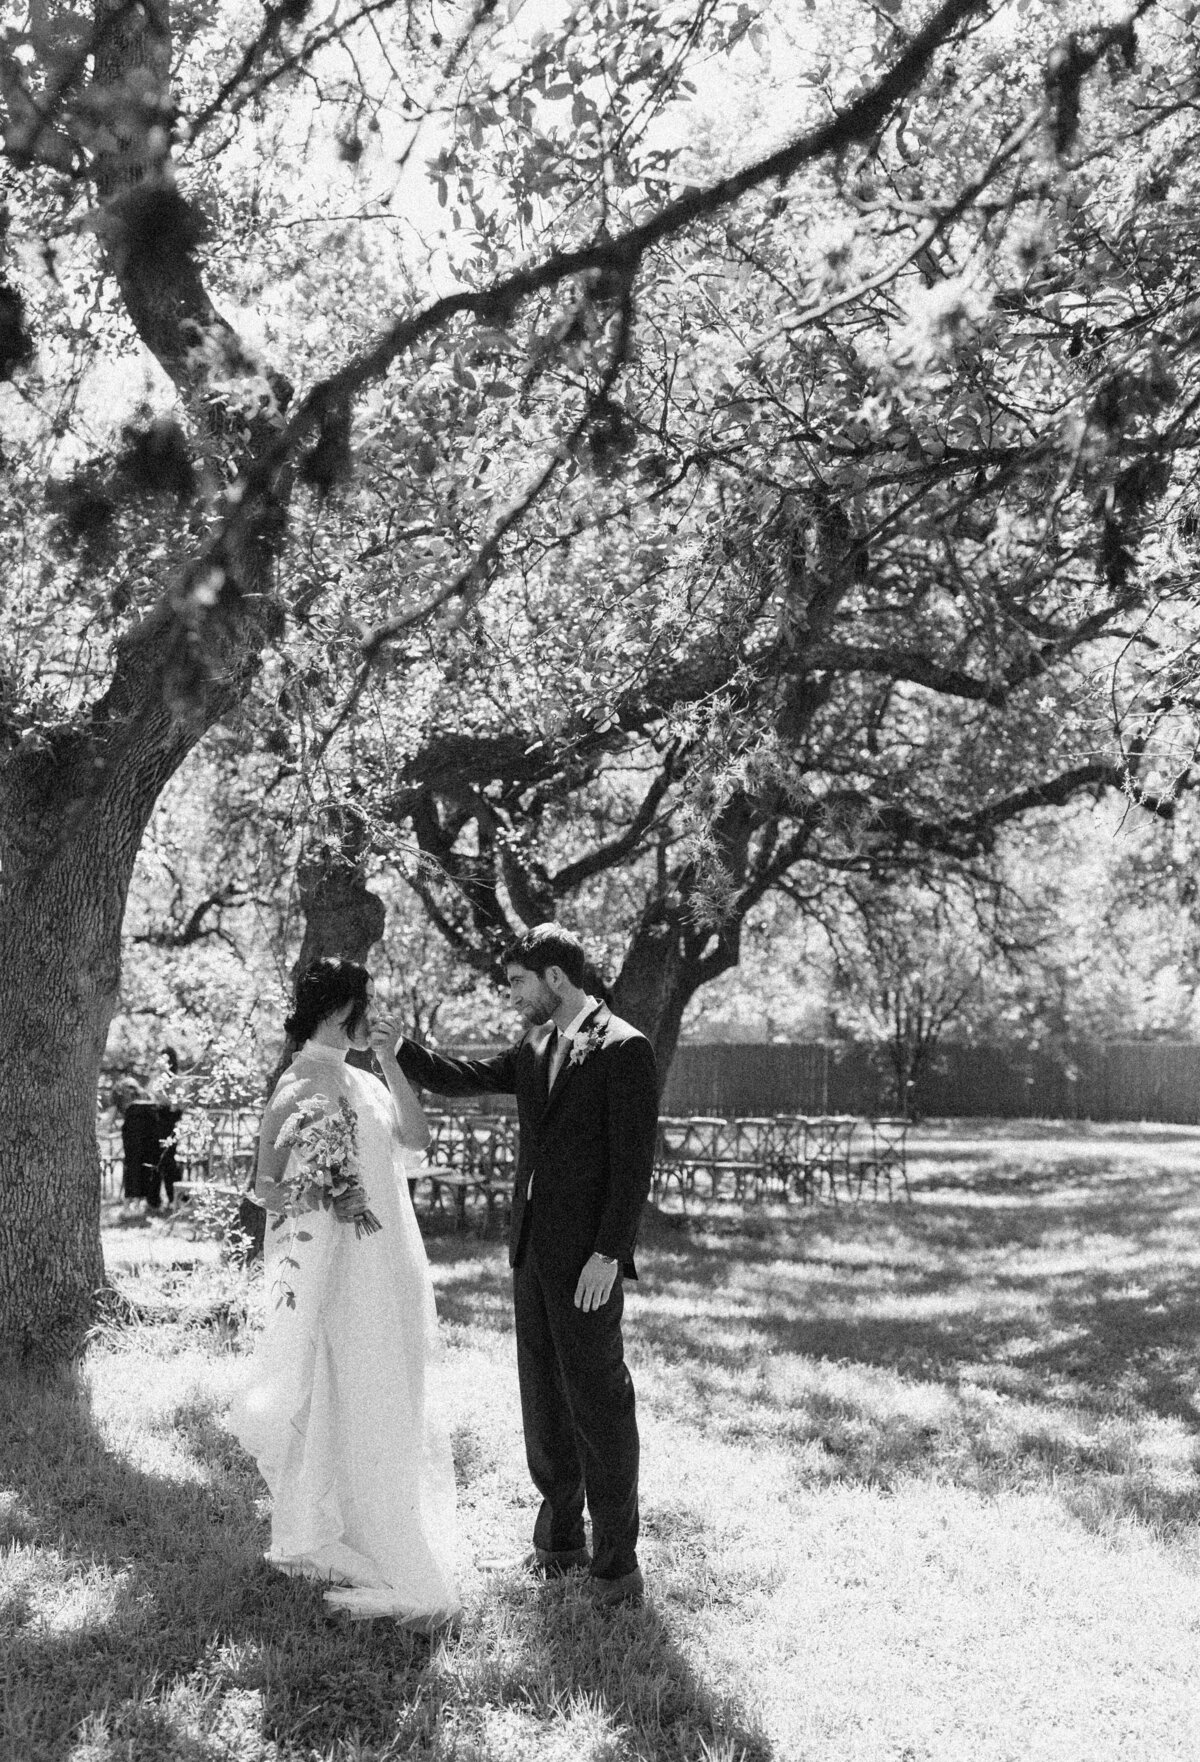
[394,922,658,1606]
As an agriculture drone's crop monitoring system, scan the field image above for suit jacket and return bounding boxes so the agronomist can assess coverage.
[396,1006,658,1279]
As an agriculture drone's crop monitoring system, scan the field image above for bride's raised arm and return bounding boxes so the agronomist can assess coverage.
[369,1019,432,1152]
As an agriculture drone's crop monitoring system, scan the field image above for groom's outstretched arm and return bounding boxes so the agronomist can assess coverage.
[394,1038,520,1100]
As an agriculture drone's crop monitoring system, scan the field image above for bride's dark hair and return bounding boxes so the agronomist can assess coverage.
[285,958,371,1045]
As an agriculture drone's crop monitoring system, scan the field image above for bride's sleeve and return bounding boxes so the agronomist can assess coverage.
[252,1094,291,1210]
[381,1061,432,1153]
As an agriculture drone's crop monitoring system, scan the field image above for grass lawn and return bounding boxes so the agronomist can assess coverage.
[3,1122,1200,1761]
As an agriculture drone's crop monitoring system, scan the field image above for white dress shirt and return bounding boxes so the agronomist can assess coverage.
[548,995,601,1087]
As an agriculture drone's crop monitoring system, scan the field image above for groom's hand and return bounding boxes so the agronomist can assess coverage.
[369,1016,402,1063]
[574,1252,619,1312]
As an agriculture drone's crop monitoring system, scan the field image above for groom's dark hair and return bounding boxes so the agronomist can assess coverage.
[505,922,587,988]
[285,957,371,1045]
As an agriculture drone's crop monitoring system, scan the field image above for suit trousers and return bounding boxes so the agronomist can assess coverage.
[513,1230,640,1581]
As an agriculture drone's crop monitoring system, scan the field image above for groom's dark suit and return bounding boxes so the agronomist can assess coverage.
[396,1005,658,1582]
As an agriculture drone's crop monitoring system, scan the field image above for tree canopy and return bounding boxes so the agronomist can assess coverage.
[200,0,1200,1065]
[3,0,1200,1357]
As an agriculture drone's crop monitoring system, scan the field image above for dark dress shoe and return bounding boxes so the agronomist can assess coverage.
[586,1566,644,1607]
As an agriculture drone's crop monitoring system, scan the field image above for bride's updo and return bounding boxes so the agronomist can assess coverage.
[285,958,371,1045]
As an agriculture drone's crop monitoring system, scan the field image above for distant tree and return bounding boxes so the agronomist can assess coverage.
[968,802,1200,1047]
[821,876,994,1112]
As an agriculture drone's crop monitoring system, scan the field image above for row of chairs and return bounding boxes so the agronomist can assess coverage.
[419,1111,911,1227]
[420,1111,518,1231]
[99,1109,910,1227]
[651,1115,910,1207]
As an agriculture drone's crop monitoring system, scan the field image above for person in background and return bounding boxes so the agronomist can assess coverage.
[146,1047,183,1211]
[115,1077,160,1208]
[114,1050,183,1213]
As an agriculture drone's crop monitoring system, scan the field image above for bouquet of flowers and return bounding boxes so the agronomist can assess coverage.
[273,1094,381,1239]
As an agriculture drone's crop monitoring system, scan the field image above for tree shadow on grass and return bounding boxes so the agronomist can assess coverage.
[1,1360,768,1762]
[423,1231,513,1334]
[0,1370,432,1759]
[455,1570,773,1761]
[417,1148,1200,1544]
[417,1202,691,1333]
[665,1160,1198,1396]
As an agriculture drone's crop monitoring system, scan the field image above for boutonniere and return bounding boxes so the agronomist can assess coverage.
[567,1016,609,1069]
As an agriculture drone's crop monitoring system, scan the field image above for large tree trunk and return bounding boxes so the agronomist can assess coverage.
[268,827,388,1092]
[0,1,291,1362]
[293,812,388,975]
[0,924,110,1363]
[610,905,741,1091]
[0,691,193,1362]
[611,802,755,1087]
[610,923,698,1079]
[0,861,122,1365]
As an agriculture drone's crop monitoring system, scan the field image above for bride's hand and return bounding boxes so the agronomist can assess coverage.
[369,1016,402,1063]
[332,1187,369,1222]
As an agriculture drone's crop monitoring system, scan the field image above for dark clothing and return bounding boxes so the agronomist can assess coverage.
[121,1102,181,1208]
[395,1010,658,1278]
[149,1107,181,1208]
[515,1232,640,1579]
[396,1007,657,1578]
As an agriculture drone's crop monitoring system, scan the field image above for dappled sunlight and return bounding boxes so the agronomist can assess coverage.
[627,1137,1200,1551]
[440,1572,772,1761]
[426,1238,515,1336]
[100,1213,226,1274]
[637,1138,1200,1435]
[0,1353,441,1755]
[440,1698,629,1762]
[0,1487,36,1547]
[6,1549,134,1638]
[7,1137,1200,1758]
[722,1479,1200,1762]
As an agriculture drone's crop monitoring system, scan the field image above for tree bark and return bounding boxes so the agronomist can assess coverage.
[610,922,692,1075]
[294,858,387,972]
[0,854,113,1365]
[253,825,390,1099]
[0,682,192,1362]
[610,907,740,1090]
[0,0,289,1360]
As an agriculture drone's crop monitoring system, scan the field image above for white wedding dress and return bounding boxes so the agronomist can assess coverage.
[229,1042,461,1625]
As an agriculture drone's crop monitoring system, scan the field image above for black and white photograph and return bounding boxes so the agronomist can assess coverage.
[2,0,1198,1756]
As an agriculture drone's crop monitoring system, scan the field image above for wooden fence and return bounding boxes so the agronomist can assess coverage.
[663,1040,1200,1123]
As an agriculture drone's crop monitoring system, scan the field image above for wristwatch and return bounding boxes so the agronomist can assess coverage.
[591,1251,619,1266]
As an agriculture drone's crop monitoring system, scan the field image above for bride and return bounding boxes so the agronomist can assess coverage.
[229,958,461,1627]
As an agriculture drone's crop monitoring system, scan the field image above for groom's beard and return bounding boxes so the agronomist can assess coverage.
[519,982,559,1029]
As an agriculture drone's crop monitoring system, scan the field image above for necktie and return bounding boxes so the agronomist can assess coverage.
[547,1026,564,1088]
[530,1029,560,1202]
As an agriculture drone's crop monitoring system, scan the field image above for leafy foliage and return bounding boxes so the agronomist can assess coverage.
[4,0,1200,1354]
